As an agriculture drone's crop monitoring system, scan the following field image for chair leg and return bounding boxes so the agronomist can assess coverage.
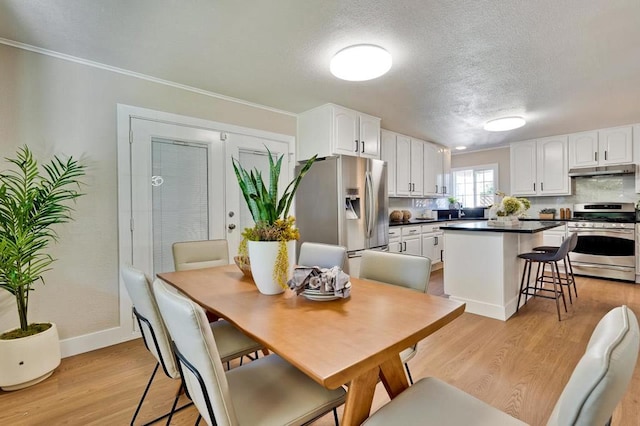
[562,257,573,304]
[333,407,339,426]
[131,362,160,426]
[404,362,414,385]
[554,261,567,313]
[550,262,562,321]
[517,259,530,312]
[567,256,578,298]
[195,414,202,425]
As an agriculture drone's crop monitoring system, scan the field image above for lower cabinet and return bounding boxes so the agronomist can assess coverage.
[422,232,444,265]
[388,226,421,255]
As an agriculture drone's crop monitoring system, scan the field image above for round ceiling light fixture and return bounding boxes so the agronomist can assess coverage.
[484,116,526,132]
[330,44,392,81]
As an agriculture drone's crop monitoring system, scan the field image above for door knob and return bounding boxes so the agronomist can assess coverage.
[228,223,236,230]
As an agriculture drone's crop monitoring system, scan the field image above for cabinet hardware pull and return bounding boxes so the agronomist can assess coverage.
[604,150,607,161]
[541,182,544,191]
[404,241,407,251]
[434,236,438,245]
[355,140,359,152]
[409,182,412,191]
[435,184,438,193]
[595,151,598,162]
[399,242,403,252]
[440,249,443,262]
[533,182,536,191]
[361,141,365,153]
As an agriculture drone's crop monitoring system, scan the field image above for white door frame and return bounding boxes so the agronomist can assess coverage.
[113,104,295,348]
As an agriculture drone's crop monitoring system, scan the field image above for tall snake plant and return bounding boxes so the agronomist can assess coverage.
[0,146,86,337]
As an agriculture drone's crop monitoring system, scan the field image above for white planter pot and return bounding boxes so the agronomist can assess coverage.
[248,240,295,295]
[0,323,61,391]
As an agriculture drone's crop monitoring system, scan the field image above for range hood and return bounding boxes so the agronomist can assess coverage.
[568,164,636,177]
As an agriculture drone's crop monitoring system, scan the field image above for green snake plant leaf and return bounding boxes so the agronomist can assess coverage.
[281,154,317,219]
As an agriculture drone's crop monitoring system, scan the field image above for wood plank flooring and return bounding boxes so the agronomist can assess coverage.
[1,271,639,425]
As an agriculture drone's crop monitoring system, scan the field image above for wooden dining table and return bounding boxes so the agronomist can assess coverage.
[157,264,465,426]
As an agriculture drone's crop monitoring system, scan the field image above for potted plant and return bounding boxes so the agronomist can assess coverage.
[0,146,85,390]
[447,196,458,209]
[539,208,557,220]
[488,193,530,226]
[233,148,316,295]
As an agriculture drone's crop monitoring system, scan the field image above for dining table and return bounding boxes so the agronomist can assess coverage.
[157,264,465,426]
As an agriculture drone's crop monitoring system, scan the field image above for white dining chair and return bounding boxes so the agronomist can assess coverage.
[172,239,229,271]
[297,242,347,269]
[153,278,346,426]
[363,305,640,426]
[359,250,432,384]
[121,265,263,425]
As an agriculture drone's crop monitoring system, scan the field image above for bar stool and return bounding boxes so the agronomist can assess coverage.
[517,235,572,321]
[532,232,578,302]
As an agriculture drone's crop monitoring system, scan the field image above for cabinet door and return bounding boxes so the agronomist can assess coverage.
[332,105,359,156]
[422,234,435,261]
[510,141,537,195]
[410,139,424,196]
[440,148,451,196]
[423,142,439,195]
[396,135,412,196]
[542,231,565,247]
[599,126,633,166]
[404,236,421,255]
[568,131,598,168]
[434,233,444,264]
[359,113,381,159]
[537,136,570,195]
[388,237,402,253]
[380,130,397,196]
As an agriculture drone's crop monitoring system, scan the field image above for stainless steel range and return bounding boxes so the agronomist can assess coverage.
[568,203,636,282]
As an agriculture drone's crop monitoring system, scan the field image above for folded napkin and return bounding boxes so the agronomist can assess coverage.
[287,266,351,299]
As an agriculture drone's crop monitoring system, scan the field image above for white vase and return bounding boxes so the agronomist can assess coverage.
[248,240,295,295]
[0,323,61,391]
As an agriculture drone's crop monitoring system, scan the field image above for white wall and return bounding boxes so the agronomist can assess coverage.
[0,43,296,350]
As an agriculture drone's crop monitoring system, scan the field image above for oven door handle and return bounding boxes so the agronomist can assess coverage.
[573,262,635,272]
[568,228,634,235]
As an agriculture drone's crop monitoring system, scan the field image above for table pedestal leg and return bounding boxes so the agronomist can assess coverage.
[342,366,380,426]
[379,354,409,398]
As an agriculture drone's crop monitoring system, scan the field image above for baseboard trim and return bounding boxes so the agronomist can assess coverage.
[60,326,140,358]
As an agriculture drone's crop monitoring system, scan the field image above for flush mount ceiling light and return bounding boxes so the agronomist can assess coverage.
[330,44,392,81]
[484,116,526,132]
[455,146,467,150]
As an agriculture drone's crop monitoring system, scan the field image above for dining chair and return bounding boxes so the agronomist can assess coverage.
[363,305,639,426]
[152,278,347,426]
[172,239,229,271]
[298,242,347,269]
[121,265,263,425]
[359,250,432,384]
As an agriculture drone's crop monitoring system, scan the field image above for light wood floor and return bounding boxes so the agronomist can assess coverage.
[1,271,639,425]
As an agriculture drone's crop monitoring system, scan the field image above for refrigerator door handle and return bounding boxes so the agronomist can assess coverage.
[365,171,374,238]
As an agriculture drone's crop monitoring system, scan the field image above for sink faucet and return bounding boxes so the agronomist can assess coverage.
[458,203,465,218]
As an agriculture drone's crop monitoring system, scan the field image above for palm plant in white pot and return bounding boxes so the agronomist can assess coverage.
[233,148,316,295]
[0,146,85,390]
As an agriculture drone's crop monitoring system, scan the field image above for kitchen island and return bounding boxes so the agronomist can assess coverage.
[440,220,563,320]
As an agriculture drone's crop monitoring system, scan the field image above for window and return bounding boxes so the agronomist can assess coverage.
[452,164,498,208]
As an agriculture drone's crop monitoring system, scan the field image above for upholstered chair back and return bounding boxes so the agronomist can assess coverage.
[172,239,229,271]
[298,242,347,269]
[153,279,236,425]
[121,265,179,378]
[360,250,432,293]
[546,305,639,425]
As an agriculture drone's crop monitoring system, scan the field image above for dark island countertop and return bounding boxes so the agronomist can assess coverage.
[389,217,487,227]
[439,220,563,233]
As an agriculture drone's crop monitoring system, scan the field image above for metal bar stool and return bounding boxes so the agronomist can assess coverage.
[532,232,578,302]
[517,235,573,320]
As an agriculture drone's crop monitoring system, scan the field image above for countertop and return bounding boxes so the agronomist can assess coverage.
[439,220,564,233]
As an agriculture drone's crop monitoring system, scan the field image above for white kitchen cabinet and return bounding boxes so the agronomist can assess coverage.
[423,142,441,196]
[297,103,381,161]
[395,136,423,196]
[422,231,443,264]
[388,226,421,255]
[440,148,452,196]
[510,137,570,196]
[569,126,633,168]
[380,129,397,196]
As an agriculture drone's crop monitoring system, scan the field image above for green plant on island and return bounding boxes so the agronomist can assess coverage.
[493,195,530,217]
[233,148,316,288]
[0,147,86,339]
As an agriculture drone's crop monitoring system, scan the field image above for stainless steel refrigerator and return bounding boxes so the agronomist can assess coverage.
[295,156,389,276]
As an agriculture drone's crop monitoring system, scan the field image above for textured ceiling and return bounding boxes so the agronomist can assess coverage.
[1,0,639,149]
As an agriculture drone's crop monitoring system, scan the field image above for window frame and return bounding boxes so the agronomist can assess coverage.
[451,163,499,208]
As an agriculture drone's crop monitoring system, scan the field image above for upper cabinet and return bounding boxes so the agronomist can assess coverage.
[511,136,570,196]
[297,103,381,161]
[568,126,633,169]
[380,128,450,198]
